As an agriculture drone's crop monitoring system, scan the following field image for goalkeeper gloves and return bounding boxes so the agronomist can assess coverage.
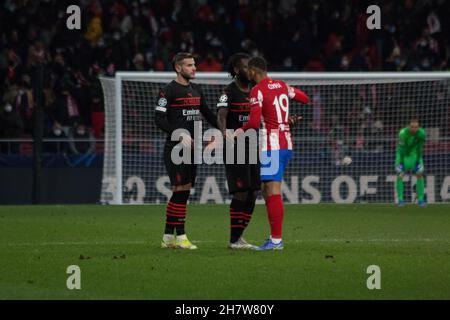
[416,163,424,174]
[395,164,404,174]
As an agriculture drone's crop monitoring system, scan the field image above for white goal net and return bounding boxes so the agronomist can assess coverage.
[99,72,450,204]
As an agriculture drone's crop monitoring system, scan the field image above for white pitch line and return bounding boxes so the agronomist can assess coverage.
[0,240,148,247]
[0,238,449,247]
[197,239,450,243]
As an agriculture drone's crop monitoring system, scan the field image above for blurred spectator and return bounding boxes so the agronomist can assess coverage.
[43,121,69,154]
[4,48,23,83]
[197,53,223,71]
[328,114,349,165]
[13,74,34,134]
[311,87,324,132]
[68,123,96,155]
[279,57,294,71]
[85,12,103,47]
[385,45,407,71]
[89,84,105,139]
[130,53,149,71]
[0,101,24,153]
[178,30,195,54]
[27,40,47,68]
[304,57,325,71]
[49,84,82,135]
[355,128,365,149]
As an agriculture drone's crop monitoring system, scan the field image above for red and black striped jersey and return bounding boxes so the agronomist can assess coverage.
[216,81,251,130]
[155,80,217,138]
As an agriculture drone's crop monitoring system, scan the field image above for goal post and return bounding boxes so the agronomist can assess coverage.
[99,72,450,205]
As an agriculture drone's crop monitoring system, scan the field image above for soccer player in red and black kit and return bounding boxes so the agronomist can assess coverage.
[236,56,309,250]
[155,52,218,250]
[217,53,260,250]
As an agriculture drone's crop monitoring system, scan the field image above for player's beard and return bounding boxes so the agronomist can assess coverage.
[180,70,194,82]
[237,70,251,87]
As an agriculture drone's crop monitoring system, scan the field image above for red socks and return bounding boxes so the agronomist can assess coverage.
[265,194,284,238]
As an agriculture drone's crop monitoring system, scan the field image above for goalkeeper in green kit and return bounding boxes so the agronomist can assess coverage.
[395,118,426,207]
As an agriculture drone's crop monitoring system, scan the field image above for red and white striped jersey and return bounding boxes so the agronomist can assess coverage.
[242,77,309,151]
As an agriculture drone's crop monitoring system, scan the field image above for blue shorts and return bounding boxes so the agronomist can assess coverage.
[260,149,292,182]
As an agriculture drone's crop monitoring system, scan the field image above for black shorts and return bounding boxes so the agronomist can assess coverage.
[223,143,261,194]
[164,142,197,187]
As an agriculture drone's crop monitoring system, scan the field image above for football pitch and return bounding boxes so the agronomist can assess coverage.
[1,204,449,300]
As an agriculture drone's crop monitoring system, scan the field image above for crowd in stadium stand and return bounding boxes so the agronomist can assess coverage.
[1,0,449,154]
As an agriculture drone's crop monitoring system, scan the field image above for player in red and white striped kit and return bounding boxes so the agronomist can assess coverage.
[236,56,309,250]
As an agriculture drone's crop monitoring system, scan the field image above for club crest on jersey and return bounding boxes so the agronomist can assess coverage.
[219,94,228,103]
[158,97,168,107]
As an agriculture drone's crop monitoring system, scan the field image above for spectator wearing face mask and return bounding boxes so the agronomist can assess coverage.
[68,122,96,155]
[130,53,149,71]
[43,121,68,154]
[0,101,24,154]
[279,56,294,71]
[13,75,34,135]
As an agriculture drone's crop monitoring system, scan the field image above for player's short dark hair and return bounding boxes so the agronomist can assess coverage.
[248,56,267,72]
[410,117,420,124]
[172,52,194,71]
[227,53,250,77]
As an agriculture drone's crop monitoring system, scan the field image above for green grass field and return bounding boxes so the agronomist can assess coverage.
[1,204,450,300]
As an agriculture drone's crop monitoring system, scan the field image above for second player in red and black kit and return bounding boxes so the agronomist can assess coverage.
[155,52,218,250]
[217,53,260,249]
